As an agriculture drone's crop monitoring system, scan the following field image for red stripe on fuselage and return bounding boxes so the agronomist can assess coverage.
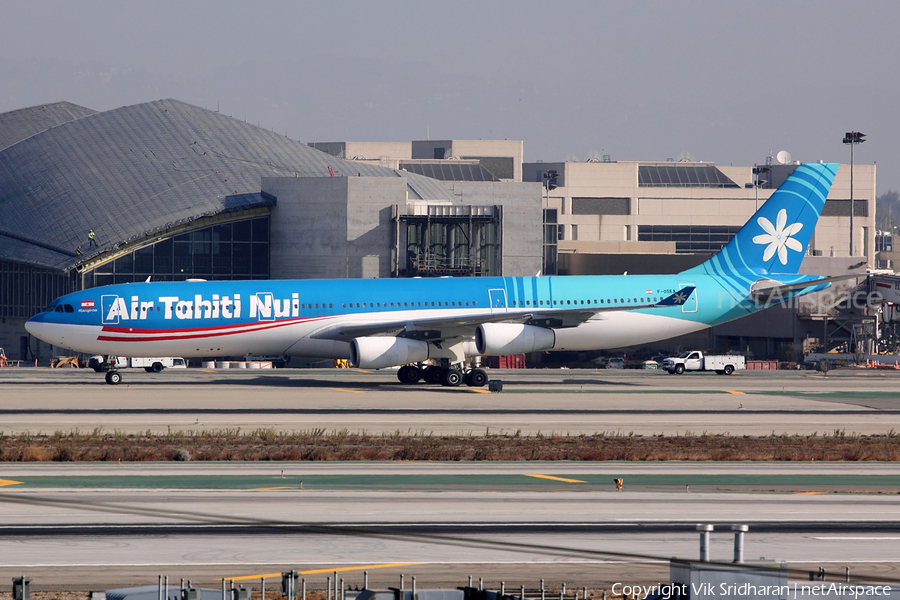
[96,317,331,342]
[99,316,326,335]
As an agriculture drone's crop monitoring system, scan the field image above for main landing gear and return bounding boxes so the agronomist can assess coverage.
[397,364,488,387]
[104,370,122,385]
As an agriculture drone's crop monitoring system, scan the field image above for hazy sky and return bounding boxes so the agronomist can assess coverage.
[2,0,897,192]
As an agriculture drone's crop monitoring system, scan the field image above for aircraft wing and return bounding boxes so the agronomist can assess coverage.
[310,287,695,343]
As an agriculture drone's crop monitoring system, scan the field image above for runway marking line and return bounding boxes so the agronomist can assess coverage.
[224,563,426,581]
[469,389,492,394]
[724,390,745,395]
[334,388,365,394]
[250,486,301,491]
[0,479,23,487]
[525,474,587,484]
[814,536,900,540]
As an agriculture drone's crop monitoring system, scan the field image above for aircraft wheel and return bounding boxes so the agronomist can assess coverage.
[397,365,422,384]
[151,362,164,373]
[424,366,443,384]
[105,370,122,385]
[466,368,488,387]
[724,364,734,375]
[674,364,685,375]
[441,369,463,387]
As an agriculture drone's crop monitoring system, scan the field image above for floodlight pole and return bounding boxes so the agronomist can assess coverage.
[843,131,867,256]
[850,139,855,256]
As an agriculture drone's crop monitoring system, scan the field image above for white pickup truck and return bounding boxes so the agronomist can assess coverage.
[662,351,745,375]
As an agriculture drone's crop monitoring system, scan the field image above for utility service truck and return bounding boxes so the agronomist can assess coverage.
[662,351,745,375]
[89,355,187,373]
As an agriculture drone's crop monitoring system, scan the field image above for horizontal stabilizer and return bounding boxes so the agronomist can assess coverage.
[750,274,864,304]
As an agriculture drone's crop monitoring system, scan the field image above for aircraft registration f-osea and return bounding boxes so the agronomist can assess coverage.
[27,163,840,386]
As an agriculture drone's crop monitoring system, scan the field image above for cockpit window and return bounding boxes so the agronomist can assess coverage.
[55,305,64,313]
[64,304,74,313]
[44,304,58,312]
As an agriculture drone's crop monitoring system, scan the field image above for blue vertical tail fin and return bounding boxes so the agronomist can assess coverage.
[684,162,838,280]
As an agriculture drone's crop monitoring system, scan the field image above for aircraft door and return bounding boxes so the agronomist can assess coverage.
[488,289,508,313]
[101,295,121,325]
[679,282,698,313]
[685,351,702,370]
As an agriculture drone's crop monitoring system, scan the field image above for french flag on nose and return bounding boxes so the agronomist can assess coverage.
[81,300,95,309]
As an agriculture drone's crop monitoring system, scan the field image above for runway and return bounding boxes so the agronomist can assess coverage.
[2,368,900,591]
[2,462,900,591]
[1,366,900,436]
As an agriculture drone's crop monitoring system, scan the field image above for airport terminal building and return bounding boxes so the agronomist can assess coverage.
[0,100,541,361]
[0,99,878,362]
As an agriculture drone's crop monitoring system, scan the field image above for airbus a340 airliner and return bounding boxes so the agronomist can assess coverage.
[27,162,840,386]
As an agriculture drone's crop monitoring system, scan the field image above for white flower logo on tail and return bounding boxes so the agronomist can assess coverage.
[753,208,803,265]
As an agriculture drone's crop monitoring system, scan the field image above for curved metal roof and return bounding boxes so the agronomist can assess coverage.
[0,99,452,272]
[0,101,97,152]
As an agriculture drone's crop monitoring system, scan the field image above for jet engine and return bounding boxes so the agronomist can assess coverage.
[475,323,555,356]
[350,336,429,369]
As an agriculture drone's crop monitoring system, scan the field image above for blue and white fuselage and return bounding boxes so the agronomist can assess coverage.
[25,163,840,385]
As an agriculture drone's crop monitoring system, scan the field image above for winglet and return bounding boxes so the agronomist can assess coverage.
[655,287,695,307]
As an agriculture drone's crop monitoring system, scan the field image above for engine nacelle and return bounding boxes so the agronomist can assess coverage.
[475,323,556,356]
[350,336,429,370]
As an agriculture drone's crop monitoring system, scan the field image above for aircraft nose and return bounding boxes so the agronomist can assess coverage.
[24,315,50,343]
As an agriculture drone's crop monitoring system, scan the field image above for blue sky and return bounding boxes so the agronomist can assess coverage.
[1,0,896,192]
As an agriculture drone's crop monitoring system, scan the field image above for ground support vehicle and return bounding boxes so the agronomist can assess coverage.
[662,351,745,375]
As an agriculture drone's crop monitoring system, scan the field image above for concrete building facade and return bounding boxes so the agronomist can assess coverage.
[523,159,876,271]
[310,140,524,182]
